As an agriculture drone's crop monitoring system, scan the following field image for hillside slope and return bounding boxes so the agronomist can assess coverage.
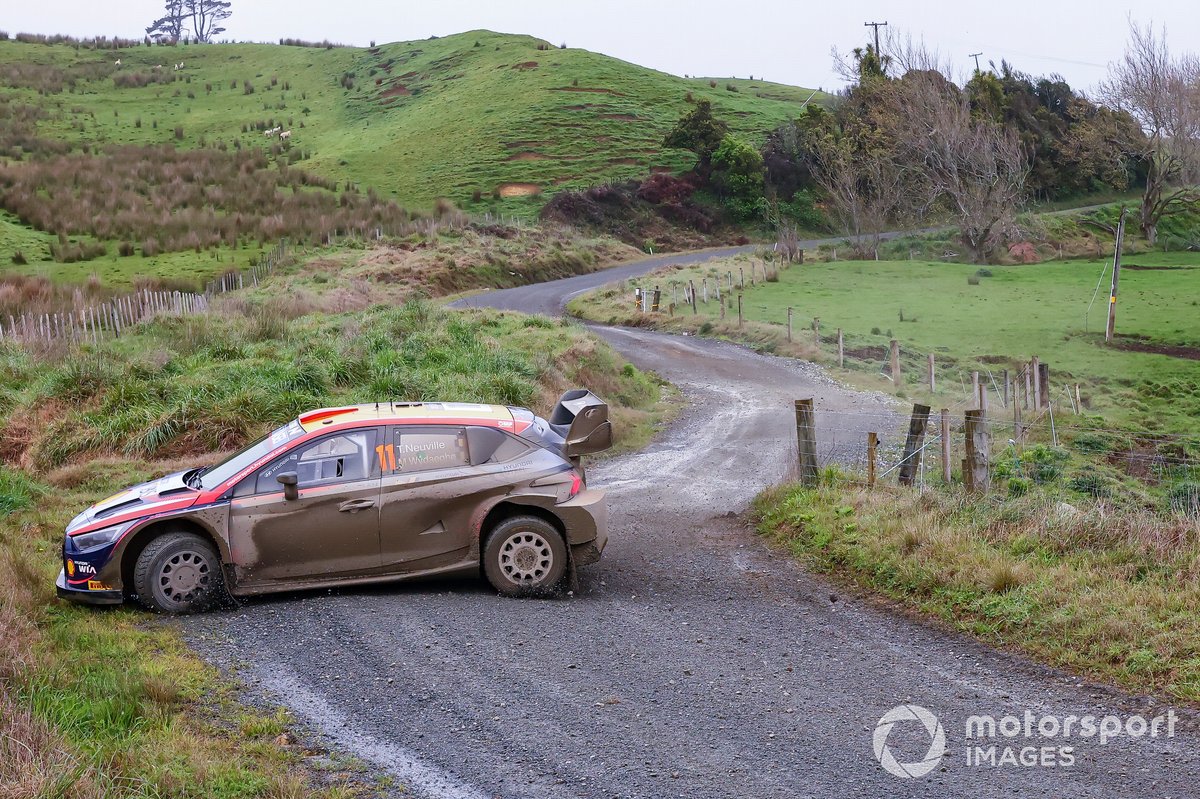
[0,30,827,211]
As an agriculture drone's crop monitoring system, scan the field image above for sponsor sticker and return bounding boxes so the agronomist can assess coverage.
[87,580,111,591]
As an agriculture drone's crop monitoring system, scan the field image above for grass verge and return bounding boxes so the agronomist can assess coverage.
[753,472,1200,701]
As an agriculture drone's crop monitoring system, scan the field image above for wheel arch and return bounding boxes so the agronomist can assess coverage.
[120,517,226,597]
[479,501,566,552]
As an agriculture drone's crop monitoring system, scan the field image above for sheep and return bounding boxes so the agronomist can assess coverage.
[114,58,122,67]
[153,64,163,70]
[173,61,184,71]
[279,130,292,140]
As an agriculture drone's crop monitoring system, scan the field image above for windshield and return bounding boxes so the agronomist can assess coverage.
[200,420,306,489]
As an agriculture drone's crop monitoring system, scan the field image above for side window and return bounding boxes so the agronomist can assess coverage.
[254,430,377,493]
[386,427,470,473]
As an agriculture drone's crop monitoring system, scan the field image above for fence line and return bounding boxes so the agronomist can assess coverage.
[0,240,290,349]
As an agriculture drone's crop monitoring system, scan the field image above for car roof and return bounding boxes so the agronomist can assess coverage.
[298,402,519,433]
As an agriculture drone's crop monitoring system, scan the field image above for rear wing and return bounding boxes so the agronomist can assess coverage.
[548,389,612,458]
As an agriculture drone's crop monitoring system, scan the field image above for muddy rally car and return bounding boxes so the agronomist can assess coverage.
[56,390,612,613]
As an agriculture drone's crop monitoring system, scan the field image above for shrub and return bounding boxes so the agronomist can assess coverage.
[870,326,881,335]
[1007,477,1032,497]
[173,125,184,140]
[967,275,981,285]
[243,81,254,95]
[1168,482,1200,518]
[1068,472,1112,498]
[118,242,135,257]
[709,80,717,88]
[11,250,27,265]
[725,83,739,92]
[699,321,714,334]
[976,268,994,278]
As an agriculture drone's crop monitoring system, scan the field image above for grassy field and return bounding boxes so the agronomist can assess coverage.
[0,31,825,213]
[569,250,1200,435]
[0,293,670,795]
[755,473,1200,701]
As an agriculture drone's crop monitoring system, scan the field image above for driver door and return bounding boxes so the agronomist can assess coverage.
[227,427,383,585]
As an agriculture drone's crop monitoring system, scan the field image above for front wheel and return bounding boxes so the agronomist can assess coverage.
[483,516,567,597]
[132,532,228,613]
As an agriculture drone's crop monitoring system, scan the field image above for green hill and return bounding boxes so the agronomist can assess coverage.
[0,30,827,212]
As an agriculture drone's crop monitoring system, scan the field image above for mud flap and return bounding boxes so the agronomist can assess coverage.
[549,389,612,458]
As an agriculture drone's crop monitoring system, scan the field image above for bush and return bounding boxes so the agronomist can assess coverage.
[699,321,714,334]
[174,125,184,140]
[967,275,981,285]
[1007,477,1032,497]
[976,268,994,278]
[11,250,27,265]
[1068,472,1112,498]
[1169,482,1200,517]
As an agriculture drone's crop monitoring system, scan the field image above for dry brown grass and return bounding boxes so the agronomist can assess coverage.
[755,478,1200,699]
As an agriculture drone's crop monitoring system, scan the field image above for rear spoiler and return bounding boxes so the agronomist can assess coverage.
[548,389,612,458]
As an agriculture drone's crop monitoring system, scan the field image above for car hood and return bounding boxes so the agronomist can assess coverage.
[67,470,199,534]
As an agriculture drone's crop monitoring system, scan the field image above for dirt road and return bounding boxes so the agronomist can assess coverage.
[185,249,1200,798]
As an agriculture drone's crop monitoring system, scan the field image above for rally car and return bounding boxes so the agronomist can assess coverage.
[56,390,612,613]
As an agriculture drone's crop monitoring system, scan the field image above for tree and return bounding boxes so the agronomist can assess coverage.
[662,100,729,172]
[895,71,1029,262]
[185,0,232,44]
[1101,21,1200,244]
[710,134,765,220]
[146,0,186,42]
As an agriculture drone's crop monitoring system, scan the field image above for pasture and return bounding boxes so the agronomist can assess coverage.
[570,251,1200,435]
[0,30,826,213]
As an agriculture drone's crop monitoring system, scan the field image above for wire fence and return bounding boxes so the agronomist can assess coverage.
[0,240,289,348]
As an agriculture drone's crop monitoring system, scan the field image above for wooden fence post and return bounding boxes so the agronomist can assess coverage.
[940,408,952,484]
[812,317,820,345]
[1038,362,1050,409]
[737,294,743,328]
[786,307,792,342]
[867,431,878,488]
[889,339,901,386]
[1002,369,1010,408]
[795,399,818,486]
[837,329,844,368]
[964,409,991,493]
[689,280,698,315]
[898,404,931,486]
[1031,356,1041,411]
[928,353,936,393]
[739,267,744,289]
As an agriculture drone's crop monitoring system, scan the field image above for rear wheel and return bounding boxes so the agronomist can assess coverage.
[483,516,567,597]
[133,532,228,614]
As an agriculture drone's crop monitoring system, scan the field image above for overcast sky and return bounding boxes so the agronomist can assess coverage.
[6,1,1198,92]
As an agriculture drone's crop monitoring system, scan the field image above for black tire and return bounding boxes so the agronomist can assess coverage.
[483,515,568,598]
[132,531,228,614]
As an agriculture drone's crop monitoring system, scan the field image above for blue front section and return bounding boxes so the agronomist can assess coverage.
[58,535,123,604]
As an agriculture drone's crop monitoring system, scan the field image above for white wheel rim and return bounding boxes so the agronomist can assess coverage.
[156,549,211,606]
[498,531,554,585]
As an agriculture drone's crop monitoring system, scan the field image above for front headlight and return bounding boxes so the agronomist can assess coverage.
[70,522,134,552]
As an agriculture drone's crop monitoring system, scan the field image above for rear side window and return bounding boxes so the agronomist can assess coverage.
[241,429,378,495]
[389,427,470,472]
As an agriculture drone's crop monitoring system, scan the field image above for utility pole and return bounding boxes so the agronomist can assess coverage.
[1106,206,1128,344]
[969,52,983,73]
[864,20,888,57]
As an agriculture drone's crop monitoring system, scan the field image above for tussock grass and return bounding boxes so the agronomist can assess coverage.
[754,476,1200,699]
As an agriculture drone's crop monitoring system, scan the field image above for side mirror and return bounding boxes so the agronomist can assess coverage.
[277,472,299,501]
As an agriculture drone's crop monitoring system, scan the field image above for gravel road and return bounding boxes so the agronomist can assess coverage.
[184,248,1200,798]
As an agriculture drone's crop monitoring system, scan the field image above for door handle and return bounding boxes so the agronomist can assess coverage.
[338,499,376,513]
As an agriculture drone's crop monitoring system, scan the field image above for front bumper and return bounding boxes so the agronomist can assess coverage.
[56,569,124,606]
